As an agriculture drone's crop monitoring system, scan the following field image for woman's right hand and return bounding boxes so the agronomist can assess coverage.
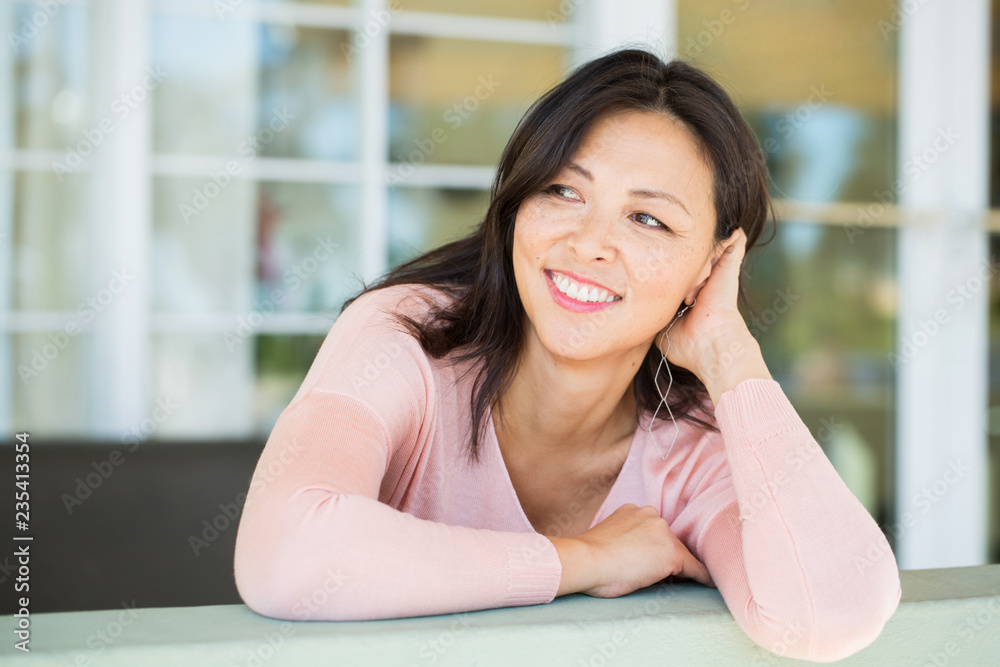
[556,503,715,598]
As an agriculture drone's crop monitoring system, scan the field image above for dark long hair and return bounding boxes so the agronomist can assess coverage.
[342,47,776,464]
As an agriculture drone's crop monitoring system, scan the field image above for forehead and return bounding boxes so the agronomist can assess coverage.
[566,110,716,227]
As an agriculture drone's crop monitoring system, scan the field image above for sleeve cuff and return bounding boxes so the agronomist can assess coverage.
[715,378,812,448]
[494,531,563,607]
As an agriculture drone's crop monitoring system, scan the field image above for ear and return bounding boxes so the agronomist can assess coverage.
[683,231,737,305]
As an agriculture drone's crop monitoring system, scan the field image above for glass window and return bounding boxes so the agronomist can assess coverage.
[389,35,565,166]
[387,186,488,267]
[678,0,899,528]
[152,16,357,161]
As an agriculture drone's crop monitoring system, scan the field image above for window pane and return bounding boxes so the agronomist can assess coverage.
[677,0,897,204]
[9,1,90,152]
[254,333,325,435]
[152,333,254,438]
[152,16,356,160]
[387,186,487,268]
[14,331,90,437]
[153,178,361,313]
[12,171,90,310]
[389,36,566,166]
[743,221,896,524]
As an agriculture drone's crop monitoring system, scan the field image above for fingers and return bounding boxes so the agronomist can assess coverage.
[677,547,716,589]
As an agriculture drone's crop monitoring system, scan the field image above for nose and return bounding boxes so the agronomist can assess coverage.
[566,207,618,263]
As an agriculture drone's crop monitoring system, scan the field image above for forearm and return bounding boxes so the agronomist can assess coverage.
[697,334,772,407]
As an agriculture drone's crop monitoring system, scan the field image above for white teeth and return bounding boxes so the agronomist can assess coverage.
[550,271,619,304]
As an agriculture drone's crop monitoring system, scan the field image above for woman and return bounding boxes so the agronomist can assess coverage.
[233,48,901,661]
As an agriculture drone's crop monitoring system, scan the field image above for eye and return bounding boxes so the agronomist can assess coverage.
[631,211,670,232]
[544,184,580,200]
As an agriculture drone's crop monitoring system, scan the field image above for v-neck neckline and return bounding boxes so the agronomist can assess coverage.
[486,405,641,535]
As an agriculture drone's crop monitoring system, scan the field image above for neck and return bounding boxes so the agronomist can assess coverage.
[492,322,646,461]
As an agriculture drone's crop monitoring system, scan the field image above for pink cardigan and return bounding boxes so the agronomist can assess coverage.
[233,284,902,662]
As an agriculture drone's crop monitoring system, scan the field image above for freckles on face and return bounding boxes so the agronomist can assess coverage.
[510,109,716,360]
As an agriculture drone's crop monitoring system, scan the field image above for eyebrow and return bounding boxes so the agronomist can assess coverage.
[564,161,693,218]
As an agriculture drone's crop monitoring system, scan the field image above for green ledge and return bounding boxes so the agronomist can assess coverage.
[2,564,998,666]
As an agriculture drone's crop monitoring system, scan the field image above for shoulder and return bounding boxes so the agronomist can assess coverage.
[288,283,457,407]
[338,283,455,330]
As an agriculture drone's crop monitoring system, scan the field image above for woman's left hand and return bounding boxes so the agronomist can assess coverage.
[655,227,754,379]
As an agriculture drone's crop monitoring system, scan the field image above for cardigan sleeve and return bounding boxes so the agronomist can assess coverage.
[671,378,901,663]
[233,287,563,621]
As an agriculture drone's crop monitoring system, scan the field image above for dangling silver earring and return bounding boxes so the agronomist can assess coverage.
[648,297,696,460]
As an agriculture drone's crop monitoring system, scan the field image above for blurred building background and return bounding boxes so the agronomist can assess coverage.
[0,0,998,612]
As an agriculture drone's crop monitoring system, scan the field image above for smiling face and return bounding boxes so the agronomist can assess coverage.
[511,108,722,363]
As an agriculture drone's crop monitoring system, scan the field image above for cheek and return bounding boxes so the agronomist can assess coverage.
[513,205,559,262]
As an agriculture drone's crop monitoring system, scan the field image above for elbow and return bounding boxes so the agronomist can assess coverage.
[233,494,361,621]
[233,528,299,620]
[762,577,902,663]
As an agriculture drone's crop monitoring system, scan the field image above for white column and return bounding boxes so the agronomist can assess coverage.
[0,4,14,434]
[571,0,675,68]
[88,0,152,437]
[896,0,990,568]
[359,0,389,282]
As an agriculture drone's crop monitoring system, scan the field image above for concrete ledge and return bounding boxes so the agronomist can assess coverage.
[2,564,999,666]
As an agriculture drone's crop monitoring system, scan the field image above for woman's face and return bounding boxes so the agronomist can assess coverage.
[511,109,723,362]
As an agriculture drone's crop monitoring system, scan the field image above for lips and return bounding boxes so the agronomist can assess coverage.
[546,269,622,304]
